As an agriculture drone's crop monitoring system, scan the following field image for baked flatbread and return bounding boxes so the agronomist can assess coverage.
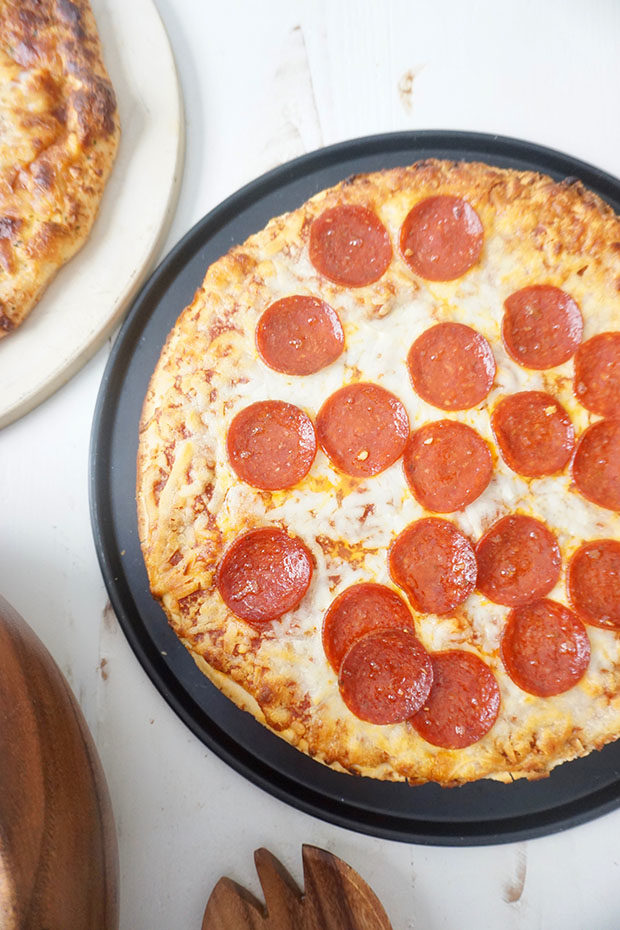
[0,0,119,336]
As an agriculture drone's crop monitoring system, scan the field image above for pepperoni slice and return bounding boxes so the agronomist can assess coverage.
[309,204,392,287]
[322,583,414,673]
[227,400,316,490]
[403,420,493,513]
[573,419,620,512]
[476,514,561,607]
[502,285,583,369]
[574,332,620,418]
[400,195,484,281]
[389,518,477,615]
[216,528,313,626]
[256,295,344,376]
[500,599,591,697]
[568,540,620,629]
[339,629,433,724]
[491,391,575,478]
[410,651,501,749]
[316,382,409,478]
[407,323,496,411]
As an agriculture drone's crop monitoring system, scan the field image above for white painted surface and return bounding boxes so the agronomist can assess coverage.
[1,1,620,927]
[0,0,184,428]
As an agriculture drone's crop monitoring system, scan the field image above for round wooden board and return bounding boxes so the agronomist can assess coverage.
[0,0,184,429]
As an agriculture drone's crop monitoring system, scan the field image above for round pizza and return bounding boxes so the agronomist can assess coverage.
[137,157,620,786]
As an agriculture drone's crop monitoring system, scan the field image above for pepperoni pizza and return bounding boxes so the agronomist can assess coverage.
[137,159,620,785]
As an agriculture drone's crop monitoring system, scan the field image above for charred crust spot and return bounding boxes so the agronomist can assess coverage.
[24,220,66,259]
[56,0,85,38]
[70,73,117,142]
[0,305,15,332]
[0,241,14,274]
[0,215,23,240]
[31,158,55,191]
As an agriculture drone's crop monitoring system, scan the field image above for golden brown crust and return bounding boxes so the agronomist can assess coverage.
[137,159,620,786]
[0,0,119,335]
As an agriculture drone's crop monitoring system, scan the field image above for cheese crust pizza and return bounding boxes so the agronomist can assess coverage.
[137,158,620,786]
[0,0,119,336]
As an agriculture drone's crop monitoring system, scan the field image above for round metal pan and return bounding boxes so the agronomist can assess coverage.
[90,131,620,845]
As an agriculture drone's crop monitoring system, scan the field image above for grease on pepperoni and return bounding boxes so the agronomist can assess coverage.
[475,514,561,607]
[309,204,392,287]
[256,295,344,376]
[574,332,620,418]
[403,419,493,512]
[227,400,316,490]
[316,382,409,477]
[502,285,583,369]
[407,322,496,411]
[501,599,591,697]
[389,517,477,615]
[339,629,433,725]
[573,419,620,512]
[491,391,575,478]
[410,650,501,749]
[568,539,620,629]
[400,194,484,281]
[322,583,414,673]
[216,527,313,626]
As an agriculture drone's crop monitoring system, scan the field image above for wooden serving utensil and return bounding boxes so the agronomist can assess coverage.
[202,845,393,930]
[0,594,119,930]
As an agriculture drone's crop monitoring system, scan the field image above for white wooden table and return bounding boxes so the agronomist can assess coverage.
[2,1,620,927]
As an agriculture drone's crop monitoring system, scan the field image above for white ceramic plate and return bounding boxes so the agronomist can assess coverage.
[0,0,184,429]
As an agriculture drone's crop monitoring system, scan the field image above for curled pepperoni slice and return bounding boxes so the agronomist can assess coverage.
[256,295,344,376]
[502,285,583,369]
[501,599,591,697]
[407,323,496,411]
[574,332,620,418]
[227,400,316,490]
[568,540,620,629]
[491,391,575,478]
[403,420,493,513]
[316,382,409,478]
[573,419,620,512]
[476,514,561,607]
[216,527,313,626]
[410,650,501,749]
[339,629,433,724]
[389,518,477,615]
[400,195,484,281]
[309,204,392,287]
[322,583,414,673]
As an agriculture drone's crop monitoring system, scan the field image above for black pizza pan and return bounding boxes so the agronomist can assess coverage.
[89,130,620,846]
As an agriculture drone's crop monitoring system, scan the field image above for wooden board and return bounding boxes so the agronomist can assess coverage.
[202,846,393,930]
[0,0,184,429]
